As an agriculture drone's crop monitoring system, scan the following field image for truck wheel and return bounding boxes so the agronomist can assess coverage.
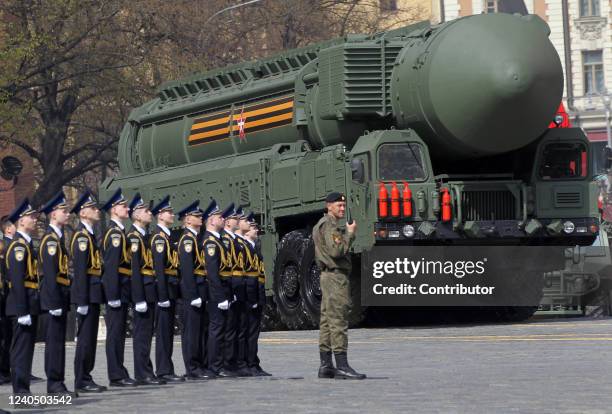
[300,236,366,328]
[300,235,322,325]
[583,279,612,317]
[261,300,287,331]
[273,230,314,329]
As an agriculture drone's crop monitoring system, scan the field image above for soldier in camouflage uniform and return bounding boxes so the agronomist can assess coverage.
[312,192,365,380]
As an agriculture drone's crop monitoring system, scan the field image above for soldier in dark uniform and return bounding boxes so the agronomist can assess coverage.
[4,199,40,394]
[100,188,137,387]
[240,212,271,376]
[127,193,165,386]
[150,196,184,382]
[204,200,235,377]
[222,204,250,376]
[0,216,14,385]
[70,190,107,393]
[177,200,209,380]
[38,191,74,395]
[313,192,365,380]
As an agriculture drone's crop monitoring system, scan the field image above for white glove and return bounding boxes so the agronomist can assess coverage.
[217,300,229,310]
[233,294,237,302]
[135,301,148,313]
[107,300,121,308]
[17,315,32,326]
[49,309,62,317]
[190,297,202,308]
[76,305,89,315]
[158,300,171,308]
[251,303,258,309]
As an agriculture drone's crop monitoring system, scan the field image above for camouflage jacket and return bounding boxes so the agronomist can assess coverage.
[312,214,355,274]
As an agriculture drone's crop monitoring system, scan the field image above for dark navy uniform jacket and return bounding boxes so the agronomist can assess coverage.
[101,221,131,303]
[203,231,232,304]
[128,226,157,304]
[39,226,71,311]
[151,225,179,302]
[70,222,104,305]
[178,229,207,303]
[5,232,40,317]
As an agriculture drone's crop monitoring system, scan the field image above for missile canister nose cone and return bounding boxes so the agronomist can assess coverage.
[493,61,534,99]
[392,13,563,159]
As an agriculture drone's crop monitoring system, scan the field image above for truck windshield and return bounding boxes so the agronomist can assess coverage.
[539,142,587,180]
[378,143,427,181]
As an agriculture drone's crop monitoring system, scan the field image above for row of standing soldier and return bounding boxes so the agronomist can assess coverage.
[0,188,269,396]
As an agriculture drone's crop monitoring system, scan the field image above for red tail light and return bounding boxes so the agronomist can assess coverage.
[390,181,400,217]
[378,182,388,218]
[402,182,412,217]
[441,188,452,222]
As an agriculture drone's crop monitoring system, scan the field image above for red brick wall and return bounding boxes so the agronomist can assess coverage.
[0,145,36,217]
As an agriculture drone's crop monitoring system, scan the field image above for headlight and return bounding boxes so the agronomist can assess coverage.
[563,221,575,234]
[402,225,415,238]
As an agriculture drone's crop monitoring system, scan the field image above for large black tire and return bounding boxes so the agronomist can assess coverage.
[299,235,322,325]
[273,230,314,330]
[261,300,286,331]
[300,235,366,328]
[584,279,612,317]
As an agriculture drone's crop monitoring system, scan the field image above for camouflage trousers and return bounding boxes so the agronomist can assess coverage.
[319,271,350,353]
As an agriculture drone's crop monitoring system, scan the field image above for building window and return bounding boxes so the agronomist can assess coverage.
[380,0,398,12]
[580,0,600,17]
[484,0,498,13]
[583,50,604,95]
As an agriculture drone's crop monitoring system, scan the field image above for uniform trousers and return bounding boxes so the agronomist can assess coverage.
[207,302,228,373]
[181,300,207,376]
[105,303,130,381]
[132,303,155,380]
[155,300,177,377]
[10,316,38,393]
[44,312,67,392]
[319,271,350,353]
[74,304,100,388]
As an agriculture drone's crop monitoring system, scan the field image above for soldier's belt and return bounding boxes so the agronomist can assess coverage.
[232,271,246,277]
[56,276,70,286]
[87,268,102,277]
[165,268,178,276]
[220,271,232,278]
[8,281,39,289]
[194,269,207,277]
[258,277,265,284]
[245,272,259,277]
[141,268,155,277]
[118,267,132,277]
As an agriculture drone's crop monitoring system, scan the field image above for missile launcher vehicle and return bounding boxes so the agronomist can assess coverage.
[101,13,599,327]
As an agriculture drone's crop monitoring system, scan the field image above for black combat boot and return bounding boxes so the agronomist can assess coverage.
[334,352,366,380]
[317,351,336,378]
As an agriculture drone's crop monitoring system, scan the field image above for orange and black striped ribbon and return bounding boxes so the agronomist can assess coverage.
[188,95,294,146]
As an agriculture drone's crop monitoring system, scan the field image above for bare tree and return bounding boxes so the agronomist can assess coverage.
[0,0,427,206]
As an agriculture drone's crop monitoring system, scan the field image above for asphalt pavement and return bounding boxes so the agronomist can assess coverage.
[1,317,612,413]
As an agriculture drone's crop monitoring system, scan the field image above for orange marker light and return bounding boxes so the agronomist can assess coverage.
[441,188,452,222]
[390,181,400,217]
[378,182,388,218]
[402,182,412,217]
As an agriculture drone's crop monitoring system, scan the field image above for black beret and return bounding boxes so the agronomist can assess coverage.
[325,192,346,203]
